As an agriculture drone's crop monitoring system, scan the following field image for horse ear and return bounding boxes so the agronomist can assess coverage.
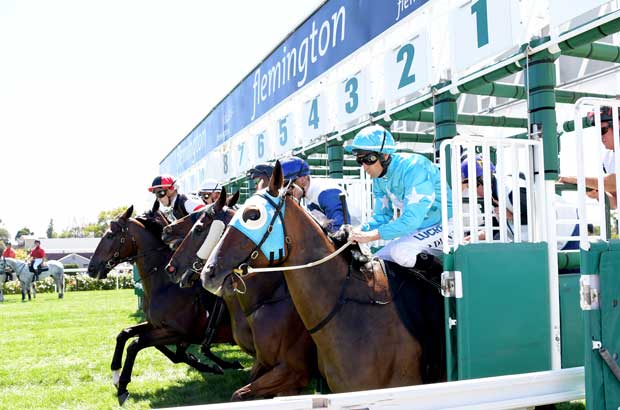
[216,186,227,210]
[122,205,134,220]
[268,161,283,196]
[227,190,240,208]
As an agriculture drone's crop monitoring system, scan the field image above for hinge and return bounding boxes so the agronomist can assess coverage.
[580,274,600,310]
[441,271,462,298]
[592,340,602,350]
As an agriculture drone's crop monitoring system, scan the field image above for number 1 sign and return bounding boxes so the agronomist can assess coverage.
[451,0,519,73]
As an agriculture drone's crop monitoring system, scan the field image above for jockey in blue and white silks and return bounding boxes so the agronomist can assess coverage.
[280,156,359,233]
[347,125,452,268]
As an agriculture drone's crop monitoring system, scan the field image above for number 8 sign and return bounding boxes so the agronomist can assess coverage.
[384,30,431,105]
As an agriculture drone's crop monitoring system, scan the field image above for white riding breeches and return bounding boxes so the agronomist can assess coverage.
[33,258,43,270]
[374,223,447,267]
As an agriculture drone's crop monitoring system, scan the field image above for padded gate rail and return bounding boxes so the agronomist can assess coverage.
[448,242,551,380]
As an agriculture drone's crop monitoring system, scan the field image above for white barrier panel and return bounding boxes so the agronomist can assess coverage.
[163,367,584,410]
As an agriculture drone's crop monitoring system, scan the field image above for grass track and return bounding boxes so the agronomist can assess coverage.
[0,290,586,410]
[0,290,253,410]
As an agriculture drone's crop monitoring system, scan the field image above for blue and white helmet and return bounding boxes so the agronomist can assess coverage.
[345,125,397,154]
[280,156,310,181]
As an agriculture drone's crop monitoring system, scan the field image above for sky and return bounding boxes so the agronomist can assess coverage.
[0,0,324,239]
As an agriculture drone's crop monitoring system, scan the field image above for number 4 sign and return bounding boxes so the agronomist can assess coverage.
[451,0,519,72]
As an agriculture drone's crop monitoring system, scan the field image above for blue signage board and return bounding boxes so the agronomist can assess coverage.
[160,0,430,176]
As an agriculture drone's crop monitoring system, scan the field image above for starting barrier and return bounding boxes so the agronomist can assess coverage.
[159,1,620,408]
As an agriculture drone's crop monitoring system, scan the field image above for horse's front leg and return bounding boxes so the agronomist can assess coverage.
[111,322,153,386]
[56,275,64,299]
[155,344,223,374]
[116,327,180,405]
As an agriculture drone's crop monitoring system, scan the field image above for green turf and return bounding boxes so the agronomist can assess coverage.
[0,290,254,409]
[0,290,587,409]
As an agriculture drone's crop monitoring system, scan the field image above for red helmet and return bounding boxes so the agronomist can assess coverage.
[148,175,176,192]
[587,106,619,126]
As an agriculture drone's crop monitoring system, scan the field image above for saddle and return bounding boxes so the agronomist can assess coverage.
[29,262,48,274]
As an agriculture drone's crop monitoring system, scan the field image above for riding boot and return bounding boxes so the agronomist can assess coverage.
[412,252,444,281]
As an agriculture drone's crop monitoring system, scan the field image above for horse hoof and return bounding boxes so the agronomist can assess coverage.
[117,390,130,406]
[112,370,120,388]
[58,294,64,299]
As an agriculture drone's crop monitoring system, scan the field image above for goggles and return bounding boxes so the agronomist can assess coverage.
[154,190,167,198]
[601,126,611,136]
[355,152,380,166]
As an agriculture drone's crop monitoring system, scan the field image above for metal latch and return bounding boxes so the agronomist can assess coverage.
[580,274,600,310]
[441,271,462,298]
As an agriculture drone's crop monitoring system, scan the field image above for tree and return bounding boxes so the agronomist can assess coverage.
[47,219,56,238]
[15,227,33,241]
[0,227,9,244]
[57,206,130,238]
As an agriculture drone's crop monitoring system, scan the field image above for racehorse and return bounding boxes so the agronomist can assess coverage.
[87,206,241,405]
[166,188,317,400]
[0,257,64,302]
[203,162,438,392]
[0,262,16,302]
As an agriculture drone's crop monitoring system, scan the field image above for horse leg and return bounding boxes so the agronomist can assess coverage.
[154,345,223,374]
[31,283,36,299]
[230,364,306,401]
[56,274,64,299]
[116,328,182,405]
[111,323,153,387]
[200,344,243,370]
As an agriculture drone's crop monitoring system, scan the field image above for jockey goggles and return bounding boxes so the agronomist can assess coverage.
[355,152,380,166]
[153,189,167,198]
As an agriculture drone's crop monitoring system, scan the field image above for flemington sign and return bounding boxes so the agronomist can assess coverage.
[160,0,429,183]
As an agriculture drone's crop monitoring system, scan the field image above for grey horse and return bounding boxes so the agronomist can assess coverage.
[0,257,64,301]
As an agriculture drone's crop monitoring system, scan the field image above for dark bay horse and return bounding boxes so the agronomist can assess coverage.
[170,187,317,400]
[87,206,240,405]
[203,162,429,393]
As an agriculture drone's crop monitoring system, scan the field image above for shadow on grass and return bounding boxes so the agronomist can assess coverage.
[129,368,252,407]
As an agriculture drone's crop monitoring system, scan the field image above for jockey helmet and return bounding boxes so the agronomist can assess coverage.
[148,175,176,192]
[247,163,274,180]
[587,106,619,126]
[345,125,397,155]
[280,156,310,181]
[199,179,222,194]
[461,155,496,183]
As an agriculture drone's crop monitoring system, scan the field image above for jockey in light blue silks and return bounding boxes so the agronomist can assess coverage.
[347,125,452,271]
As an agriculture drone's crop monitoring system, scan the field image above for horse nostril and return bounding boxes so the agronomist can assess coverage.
[167,265,175,273]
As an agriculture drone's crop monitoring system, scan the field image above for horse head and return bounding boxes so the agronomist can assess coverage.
[161,210,204,251]
[166,187,239,288]
[88,206,135,278]
[202,161,295,295]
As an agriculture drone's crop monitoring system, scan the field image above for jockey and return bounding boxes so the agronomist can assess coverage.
[198,179,223,205]
[346,125,451,272]
[280,156,356,233]
[148,175,204,222]
[247,163,273,192]
[2,241,15,258]
[29,239,46,275]
[462,155,579,250]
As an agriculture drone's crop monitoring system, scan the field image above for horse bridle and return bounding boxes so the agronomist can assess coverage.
[104,221,138,270]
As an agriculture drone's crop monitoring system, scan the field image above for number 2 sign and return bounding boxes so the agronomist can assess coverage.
[384,30,431,105]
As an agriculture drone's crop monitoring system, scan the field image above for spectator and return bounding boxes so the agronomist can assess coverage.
[2,242,15,258]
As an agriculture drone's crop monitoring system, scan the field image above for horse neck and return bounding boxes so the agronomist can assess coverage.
[280,201,350,330]
[130,223,172,295]
[234,270,285,315]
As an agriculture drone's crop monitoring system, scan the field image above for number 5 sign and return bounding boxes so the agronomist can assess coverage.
[384,30,431,105]
[451,0,519,72]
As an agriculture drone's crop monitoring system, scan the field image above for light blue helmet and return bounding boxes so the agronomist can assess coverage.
[345,125,397,154]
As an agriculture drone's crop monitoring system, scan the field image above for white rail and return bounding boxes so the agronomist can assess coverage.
[163,367,584,410]
[574,98,620,250]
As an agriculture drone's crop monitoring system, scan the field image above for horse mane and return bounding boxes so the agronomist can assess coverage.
[134,213,165,239]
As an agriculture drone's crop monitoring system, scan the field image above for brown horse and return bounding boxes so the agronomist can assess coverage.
[173,186,317,400]
[164,193,256,360]
[87,206,240,405]
[203,162,429,392]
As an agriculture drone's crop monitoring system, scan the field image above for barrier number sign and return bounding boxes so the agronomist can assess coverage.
[384,30,430,104]
[337,69,369,126]
[273,113,297,156]
[452,0,516,72]
[301,93,328,144]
